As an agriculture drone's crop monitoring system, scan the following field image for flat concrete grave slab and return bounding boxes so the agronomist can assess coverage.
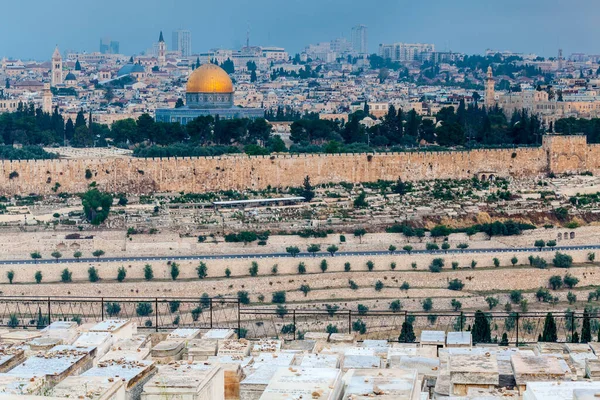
[446,332,472,348]
[329,333,354,343]
[240,364,281,400]
[342,368,421,399]
[281,340,316,353]
[341,354,382,371]
[51,375,126,400]
[89,320,134,341]
[28,337,62,352]
[202,329,235,340]
[420,330,446,346]
[299,353,340,369]
[0,345,25,372]
[141,362,224,400]
[1,331,41,344]
[258,367,343,400]
[167,328,202,340]
[82,358,156,400]
[217,339,251,357]
[73,331,113,362]
[150,340,185,363]
[251,339,282,355]
[511,353,567,394]
[0,374,46,395]
[448,353,499,396]
[185,339,218,361]
[41,321,79,345]
[534,342,567,356]
[302,332,329,341]
[393,356,440,379]
[524,381,600,400]
[586,358,600,380]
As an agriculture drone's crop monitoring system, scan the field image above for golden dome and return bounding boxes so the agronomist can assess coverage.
[186,63,234,93]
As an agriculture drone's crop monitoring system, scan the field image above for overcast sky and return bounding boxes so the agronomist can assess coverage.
[2,0,599,60]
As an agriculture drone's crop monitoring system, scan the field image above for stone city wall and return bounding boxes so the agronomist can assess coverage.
[0,135,593,196]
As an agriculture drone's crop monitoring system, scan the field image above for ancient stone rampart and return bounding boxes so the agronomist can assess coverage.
[0,135,592,195]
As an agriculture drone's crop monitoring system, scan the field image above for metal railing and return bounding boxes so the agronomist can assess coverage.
[0,296,593,344]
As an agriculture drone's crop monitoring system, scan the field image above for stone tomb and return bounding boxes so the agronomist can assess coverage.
[73,332,114,363]
[342,368,421,399]
[1,331,41,344]
[185,339,218,361]
[90,320,135,341]
[251,339,282,355]
[299,353,340,369]
[585,358,600,380]
[141,362,224,400]
[202,329,236,340]
[0,374,46,395]
[6,345,95,386]
[82,358,156,400]
[258,367,343,400]
[0,345,25,372]
[167,328,202,341]
[446,332,472,348]
[329,333,354,344]
[420,330,446,356]
[206,356,249,400]
[51,375,126,400]
[28,337,63,352]
[448,353,499,396]
[341,354,382,372]
[217,339,251,357]
[511,353,567,394]
[150,340,185,364]
[41,321,79,345]
[523,381,600,400]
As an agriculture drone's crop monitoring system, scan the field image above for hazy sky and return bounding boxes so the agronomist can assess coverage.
[2,0,599,60]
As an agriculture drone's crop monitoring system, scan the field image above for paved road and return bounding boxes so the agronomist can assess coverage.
[2,244,599,265]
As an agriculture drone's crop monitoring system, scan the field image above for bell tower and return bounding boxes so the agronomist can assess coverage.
[485,66,495,108]
[42,83,52,113]
[158,31,166,68]
[51,46,63,86]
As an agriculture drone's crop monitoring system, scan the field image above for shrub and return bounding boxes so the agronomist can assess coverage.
[403,245,413,254]
[589,252,596,262]
[426,243,439,251]
[144,320,153,328]
[553,252,573,268]
[88,267,99,282]
[536,287,552,302]
[34,271,42,284]
[493,258,500,268]
[144,264,153,281]
[225,268,231,278]
[451,261,459,270]
[457,243,469,250]
[470,260,478,269]
[136,302,153,316]
[375,280,384,291]
[61,268,72,283]
[567,292,577,305]
[191,307,203,321]
[357,304,369,315]
[249,261,259,276]
[448,279,464,291]
[366,260,374,271]
[389,245,397,253]
[339,235,346,242]
[238,291,250,304]
[286,246,300,257]
[272,291,286,304]
[400,281,410,290]
[348,280,358,290]
[531,256,548,269]
[485,296,499,310]
[300,284,311,296]
[389,300,402,312]
[281,324,296,334]
[547,240,557,247]
[534,239,546,249]
[275,305,288,318]
[549,275,563,290]
[451,299,462,311]
[320,259,328,273]
[325,304,339,316]
[429,258,444,273]
[117,267,126,282]
[352,319,367,334]
[399,321,415,342]
[422,298,433,311]
[105,302,121,317]
[511,256,518,266]
[170,263,180,280]
[271,264,278,275]
[196,262,208,279]
[510,290,523,304]
[390,262,397,270]
[168,300,180,313]
[563,273,579,288]
[411,262,417,269]
[344,262,351,272]
[326,324,338,334]
[307,244,321,256]
[298,262,306,274]
[8,314,18,328]
[6,270,14,284]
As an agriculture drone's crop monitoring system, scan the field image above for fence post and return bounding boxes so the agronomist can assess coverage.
[237,299,241,339]
[348,310,352,335]
[571,312,575,343]
[210,298,213,329]
[460,311,464,332]
[515,313,519,347]
[155,298,159,332]
[47,297,51,326]
[101,298,104,321]
[293,310,296,341]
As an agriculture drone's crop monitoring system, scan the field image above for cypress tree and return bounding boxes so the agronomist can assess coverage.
[572,331,580,343]
[541,312,558,342]
[581,309,591,344]
[472,310,491,344]
[399,320,415,343]
[499,332,509,346]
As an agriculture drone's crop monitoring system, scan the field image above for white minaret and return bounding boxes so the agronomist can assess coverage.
[158,31,166,68]
[51,46,63,86]
[485,66,495,108]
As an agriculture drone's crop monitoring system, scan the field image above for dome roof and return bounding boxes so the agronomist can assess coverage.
[65,72,76,81]
[187,63,233,94]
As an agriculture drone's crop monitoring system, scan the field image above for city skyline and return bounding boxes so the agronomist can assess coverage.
[1,0,600,60]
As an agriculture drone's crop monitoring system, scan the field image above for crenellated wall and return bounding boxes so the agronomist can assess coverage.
[0,135,593,195]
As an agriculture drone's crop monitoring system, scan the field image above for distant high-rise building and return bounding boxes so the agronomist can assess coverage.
[378,42,435,62]
[99,37,120,54]
[351,25,368,55]
[172,30,192,57]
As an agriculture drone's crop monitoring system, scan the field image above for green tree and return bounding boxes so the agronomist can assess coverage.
[353,228,367,243]
[429,258,444,273]
[549,275,563,290]
[472,310,492,343]
[61,268,72,283]
[375,280,384,291]
[196,262,208,279]
[301,176,315,202]
[509,290,523,304]
[88,267,99,282]
[563,273,579,288]
[403,245,413,254]
[6,270,14,284]
[366,260,374,271]
[34,271,42,284]
[238,291,250,304]
[144,264,154,281]
[499,332,509,346]
[553,252,573,268]
[136,302,153,317]
[388,245,397,253]
[272,291,286,303]
[30,251,42,263]
[300,284,311,296]
[170,262,180,280]
[286,246,300,257]
[357,304,369,315]
[534,240,546,251]
[399,320,416,342]
[581,309,591,343]
[117,267,126,282]
[320,259,328,273]
[249,261,259,276]
[307,244,320,256]
[485,296,499,310]
[106,302,121,317]
[451,299,462,311]
[422,298,433,311]
[389,300,402,312]
[92,250,105,261]
[541,312,558,342]
[82,189,113,225]
[326,245,339,256]
[73,251,82,261]
[448,279,464,291]
[493,258,500,268]
[511,256,518,266]
[51,251,62,263]
[298,262,306,274]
